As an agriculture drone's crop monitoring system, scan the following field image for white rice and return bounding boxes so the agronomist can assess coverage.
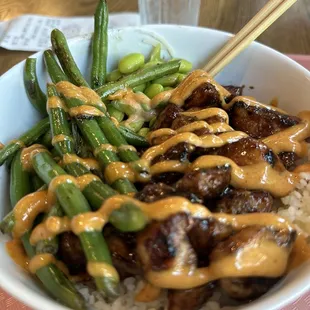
[77,172,310,310]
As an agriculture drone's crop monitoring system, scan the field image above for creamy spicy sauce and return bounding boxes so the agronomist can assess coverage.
[21,144,47,172]
[6,239,29,270]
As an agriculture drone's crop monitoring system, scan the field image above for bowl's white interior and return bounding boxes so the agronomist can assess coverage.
[0,25,310,310]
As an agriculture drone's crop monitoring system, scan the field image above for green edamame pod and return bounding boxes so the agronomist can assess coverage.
[179,59,193,73]
[138,128,150,137]
[107,105,125,122]
[144,83,164,99]
[118,53,145,74]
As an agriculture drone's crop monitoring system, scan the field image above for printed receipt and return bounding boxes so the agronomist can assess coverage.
[0,13,140,52]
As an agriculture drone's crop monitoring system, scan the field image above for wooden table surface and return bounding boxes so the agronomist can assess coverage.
[0,0,309,75]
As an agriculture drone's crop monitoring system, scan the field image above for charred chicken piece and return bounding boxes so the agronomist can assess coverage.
[278,151,299,171]
[184,83,223,110]
[58,232,86,275]
[152,142,194,165]
[168,283,215,310]
[171,114,199,130]
[152,172,185,186]
[135,183,176,203]
[137,213,196,272]
[103,226,141,280]
[188,218,233,267]
[209,137,279,167]
[224,85,244,102]
[176,166,231,201]
[152,103,183,130]
[210,226,296,301]
[215,189,274,214]
[229,101,301,139]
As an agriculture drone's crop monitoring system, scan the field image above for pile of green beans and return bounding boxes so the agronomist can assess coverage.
[0,0,194,308]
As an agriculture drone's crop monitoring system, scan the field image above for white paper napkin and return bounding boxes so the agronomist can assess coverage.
[0,13,140,52]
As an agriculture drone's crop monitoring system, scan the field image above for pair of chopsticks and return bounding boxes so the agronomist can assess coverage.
[204,0,297,77]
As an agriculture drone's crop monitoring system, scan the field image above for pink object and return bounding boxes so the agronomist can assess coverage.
[0,54,309,310]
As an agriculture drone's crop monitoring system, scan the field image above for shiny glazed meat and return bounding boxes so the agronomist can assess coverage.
[176,166,231,200]
[210,226,296,300]
[168,283,215,310]
[171,114,199,130]
[278,151,299,171]
[135,183,176,203]
[137,213,196,272]
[58,232,86,275]
[152,103,183,130]
[216,189,274,214]
[224,85,244,102]
[229,101,301,139]
[184,83,222,110]
[209,137,278,167]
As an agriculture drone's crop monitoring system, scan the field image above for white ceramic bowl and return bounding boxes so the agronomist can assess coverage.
[0,25,310,310]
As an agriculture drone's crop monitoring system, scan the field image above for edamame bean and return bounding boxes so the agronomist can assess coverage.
[133,83,146,93]
[163,87,174,91]
[152,73,179,87]
[118,53,145,74]
[107,105,125,122]
[107,69,122,82]
[144,84,164,99]
[179,59,192,73]
[138,128,150,137]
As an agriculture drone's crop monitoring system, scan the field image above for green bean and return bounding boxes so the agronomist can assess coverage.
[138,127,150,137]
[118,53,145,74]
[22,233,86,309]
[43,50,69,84]
[149,116,157,129]
[36,203,63,255]
[91,0,109,88]
[107,105,125,122]
[9,150,31,215]
[24,58,48,116]
[32,175,45,191]
[32,151,120,298]
[51,29,89,87]
[149,44,161,62]
[121,119,144,133]
[9,148,85,309]
[0,118,50,166]
[179,59,193,73]
[118,126,149,147]
[132,83,146,93]
[40,129,53,148]
[96,60,181,99]
[144,83,164,99]
[106,69,122,82]
[109,204,147,232]
[153,73,179,87]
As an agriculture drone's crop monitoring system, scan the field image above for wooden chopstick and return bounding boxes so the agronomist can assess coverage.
[203,0,297,77]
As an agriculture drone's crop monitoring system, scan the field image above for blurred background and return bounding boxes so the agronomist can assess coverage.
[0,0,309,75]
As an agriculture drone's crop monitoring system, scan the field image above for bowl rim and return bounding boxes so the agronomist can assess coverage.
[0,24,310,310]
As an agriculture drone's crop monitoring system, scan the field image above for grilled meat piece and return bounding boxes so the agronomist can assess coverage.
[210,226,296,301]
[171,114,199,130]
[229,101,300,139]
[151,134,174,146]
[220,277,279,301]
[153,103,183,130]
[168,283,215,310]
[278,151,299,171]
[135,183,176,203]
[188,218,233,266]
[104,227,141,280]
[205,115,227,124]
[184,83,222,110]
[176,166,231,200]
[58,232,86,275]
[152,142,194,165]
[137,213,196,272]
[224,85,244,102]
[209,137,278,167]
[152,172,185,186]
[215,189,274,214]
